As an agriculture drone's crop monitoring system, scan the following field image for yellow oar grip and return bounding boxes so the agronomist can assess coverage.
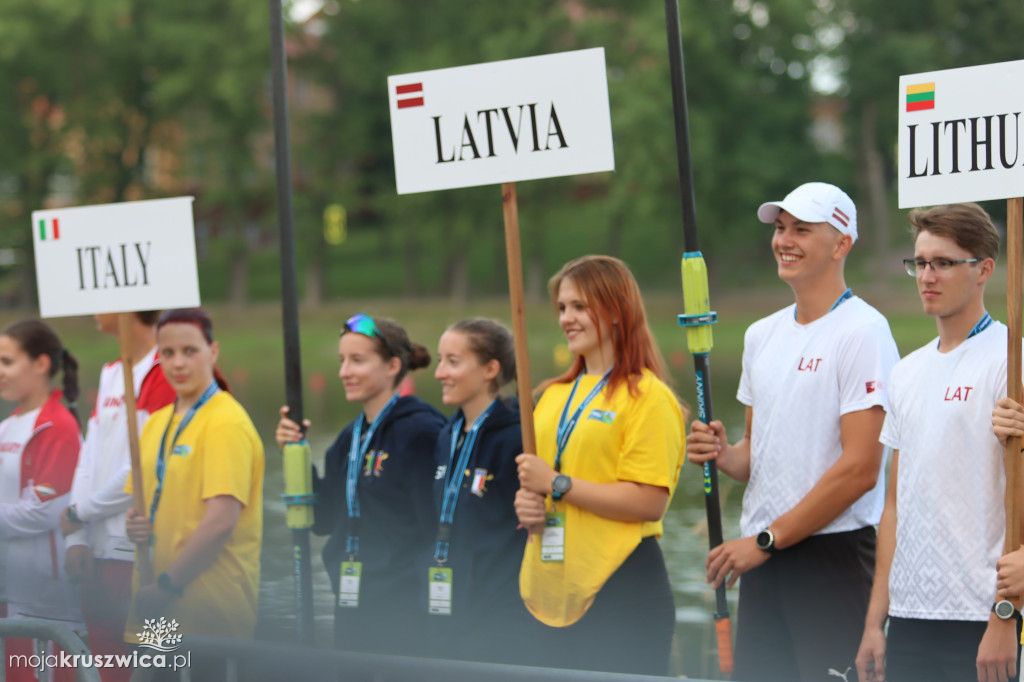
[681,252,715,355]
[282,441,315,530]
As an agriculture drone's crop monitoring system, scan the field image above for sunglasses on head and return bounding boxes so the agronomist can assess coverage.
[343,313,397,358]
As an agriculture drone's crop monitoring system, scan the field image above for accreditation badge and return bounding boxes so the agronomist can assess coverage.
[428,567,454,615]
[541,512,566,562]
[338,561,362,608]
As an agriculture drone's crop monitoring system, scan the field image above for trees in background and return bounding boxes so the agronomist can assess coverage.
[2,0,1022,306]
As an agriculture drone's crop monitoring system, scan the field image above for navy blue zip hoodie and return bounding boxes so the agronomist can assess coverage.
[427,397,539,662]
[313,394,444,654]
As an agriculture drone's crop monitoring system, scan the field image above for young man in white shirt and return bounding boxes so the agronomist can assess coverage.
[856,203,1019,682]
[59,312,174,682]
[687,182,899,680]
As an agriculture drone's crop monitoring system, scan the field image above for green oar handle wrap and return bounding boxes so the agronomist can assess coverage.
[282,441,315,530]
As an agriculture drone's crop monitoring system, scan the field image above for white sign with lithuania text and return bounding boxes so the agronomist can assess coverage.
[388,48,615,195]
[899,59,1024,208]
[32,197,200,318]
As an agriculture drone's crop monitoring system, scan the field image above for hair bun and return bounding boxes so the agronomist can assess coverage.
[407,343,432,371]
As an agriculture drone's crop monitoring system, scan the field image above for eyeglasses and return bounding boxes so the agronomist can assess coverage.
[342,313,397,357]
[903,257,980,277]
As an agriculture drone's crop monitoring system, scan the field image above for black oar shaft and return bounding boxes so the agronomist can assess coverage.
[663,0,733,673]
[268,0,314,641]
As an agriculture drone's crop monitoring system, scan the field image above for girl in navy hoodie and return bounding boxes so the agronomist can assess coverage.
[428,318,539,664]
[276,314,443,655]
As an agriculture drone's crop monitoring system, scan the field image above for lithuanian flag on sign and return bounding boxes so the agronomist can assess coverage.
[906,83,935,112]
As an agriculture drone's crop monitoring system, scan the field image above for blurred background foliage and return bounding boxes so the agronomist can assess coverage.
[1,0,1022,307]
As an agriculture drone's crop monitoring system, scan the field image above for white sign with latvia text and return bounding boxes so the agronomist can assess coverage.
[32,197,200,318]
[388,48,615,194]
[898,59,1024,208]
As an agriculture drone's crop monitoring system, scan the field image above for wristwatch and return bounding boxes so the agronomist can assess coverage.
[755,528,777,554]
[157,572,184,597]
[551,474,572,501]
[993,599,1016,620]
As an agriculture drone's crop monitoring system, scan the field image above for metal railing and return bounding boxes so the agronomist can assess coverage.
[1,621,721,682]
[0,618,100,682]
[181,635,718,682]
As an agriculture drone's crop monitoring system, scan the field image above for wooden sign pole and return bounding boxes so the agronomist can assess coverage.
[119,313,152,586]
[1004,196,1023,606]
[501,181,537,455]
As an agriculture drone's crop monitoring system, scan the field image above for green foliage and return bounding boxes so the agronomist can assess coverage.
[8,1,1024,306]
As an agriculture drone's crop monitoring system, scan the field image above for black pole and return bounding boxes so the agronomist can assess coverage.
[268,0,315,641]
[663,0,732,674]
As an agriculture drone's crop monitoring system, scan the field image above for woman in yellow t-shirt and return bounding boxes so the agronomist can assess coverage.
[125,308,264,646]
[516,255,686,675]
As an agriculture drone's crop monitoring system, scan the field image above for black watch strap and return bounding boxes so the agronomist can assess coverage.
[157,572,184,597]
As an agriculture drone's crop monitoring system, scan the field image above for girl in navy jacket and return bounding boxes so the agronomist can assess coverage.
[428,318,540,664]
[276,314,443,655]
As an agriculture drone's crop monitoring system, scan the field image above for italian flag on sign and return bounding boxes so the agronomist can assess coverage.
[38,217,60,241]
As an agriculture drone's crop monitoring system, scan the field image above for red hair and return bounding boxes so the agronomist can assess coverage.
[544,255,668,397]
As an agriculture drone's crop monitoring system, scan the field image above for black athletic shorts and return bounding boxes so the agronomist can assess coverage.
[734,526,876,682]
[886,615,1021,682]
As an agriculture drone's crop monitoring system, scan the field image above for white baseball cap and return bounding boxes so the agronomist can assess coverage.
[757,182,858,243]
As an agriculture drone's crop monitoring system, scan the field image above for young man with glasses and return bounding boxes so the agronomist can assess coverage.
[855,202,1020,682]
[687,182,899,680]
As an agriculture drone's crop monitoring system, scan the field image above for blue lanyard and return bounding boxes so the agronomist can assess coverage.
[968,311,993,339]
[938,311,993,348]
[344,394,399,557]
[150,381,220,523]
[554,369,612,472]
[434,399,497,564]
[795,287,853,320]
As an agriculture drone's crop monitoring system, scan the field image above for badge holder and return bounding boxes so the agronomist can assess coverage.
[541,511,566,562]
[338,560,362,608]
[428,566,453,615]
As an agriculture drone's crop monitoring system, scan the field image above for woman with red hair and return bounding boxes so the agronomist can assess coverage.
[515,255,686,675]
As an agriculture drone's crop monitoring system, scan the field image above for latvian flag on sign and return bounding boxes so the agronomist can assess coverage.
[38,217,60,241]
[906,83,935,112]
[832,206,850,229]
[395,83,424,109]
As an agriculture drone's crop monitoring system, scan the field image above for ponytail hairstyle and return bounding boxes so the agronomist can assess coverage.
[343,315,431,388]
[156,308,231,392]
[447,318,516,395]
[2,320,81,426]
[545,255,668,397]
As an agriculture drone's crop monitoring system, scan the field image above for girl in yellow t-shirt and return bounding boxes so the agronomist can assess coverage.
[515,255,686,676]
[125,308,264,645]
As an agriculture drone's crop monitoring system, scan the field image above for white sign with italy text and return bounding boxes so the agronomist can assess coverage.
[388,48,615,195]
[898,59,1024,208]
[32,197,200,318]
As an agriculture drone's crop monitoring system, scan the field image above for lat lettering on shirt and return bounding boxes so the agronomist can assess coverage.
[587,409,616,424]
[102,396,125,409]
[434,464,447,480]
[797,357,823,372]
[0,441,22,454]
[944,386,974,402]
[865,380,882,394]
